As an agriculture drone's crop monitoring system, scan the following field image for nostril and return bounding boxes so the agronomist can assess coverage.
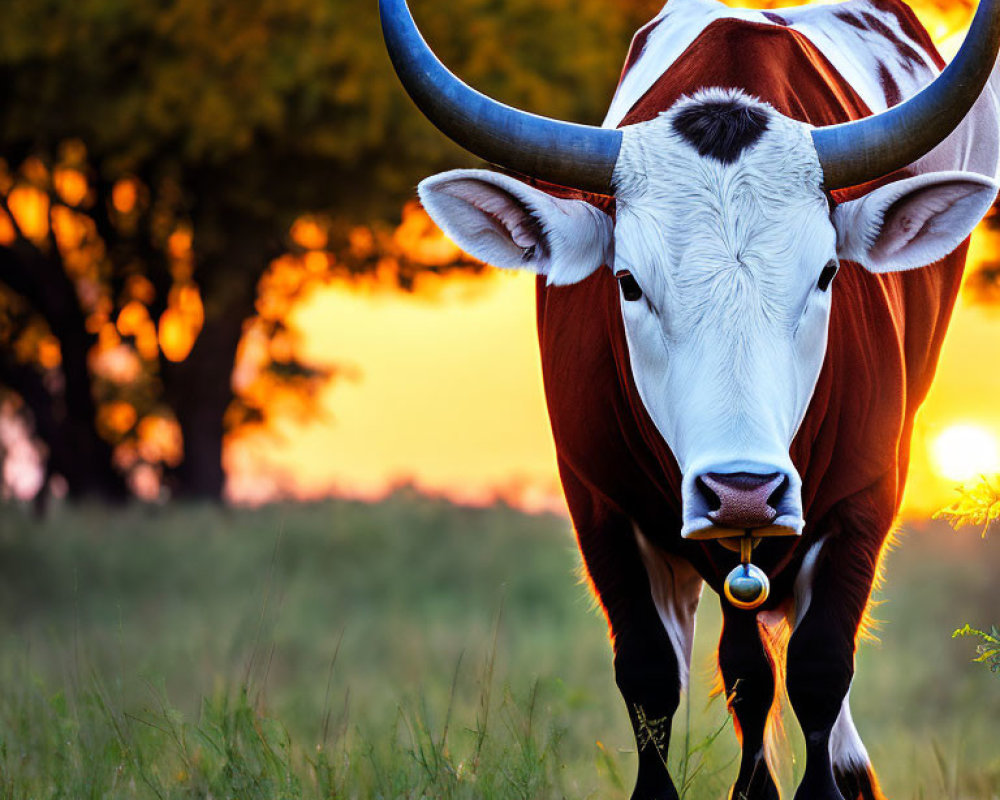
[766,474,789,509]
[696,476,722,512]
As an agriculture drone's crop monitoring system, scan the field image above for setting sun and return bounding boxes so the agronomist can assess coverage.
[930,424,1000,484]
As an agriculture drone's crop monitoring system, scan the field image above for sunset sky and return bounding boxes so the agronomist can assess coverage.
[227,268,564,513]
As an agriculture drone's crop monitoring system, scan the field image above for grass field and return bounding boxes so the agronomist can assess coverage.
[0,495,997,799]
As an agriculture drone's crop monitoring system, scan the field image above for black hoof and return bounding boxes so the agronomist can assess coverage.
[732,771,781,800]
[834,763,886,800]
[792,769,847,800]
[630,773,680,800]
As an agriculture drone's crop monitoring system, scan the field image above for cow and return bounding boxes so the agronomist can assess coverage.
[381,0,1000,798]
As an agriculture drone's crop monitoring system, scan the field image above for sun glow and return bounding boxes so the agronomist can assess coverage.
[930,424,1000,484]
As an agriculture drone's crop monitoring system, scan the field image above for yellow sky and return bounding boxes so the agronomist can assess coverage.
[227,269,566,513]
[228,221,1000,519]
[903,226,1000,515]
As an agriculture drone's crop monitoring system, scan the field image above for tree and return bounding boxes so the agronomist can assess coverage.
[0,0,659,502]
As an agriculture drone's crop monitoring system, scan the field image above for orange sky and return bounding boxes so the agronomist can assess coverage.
[904,225,1000,515]
[227,269,566,513]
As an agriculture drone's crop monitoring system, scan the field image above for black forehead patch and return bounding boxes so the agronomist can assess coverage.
[671,97,770,164]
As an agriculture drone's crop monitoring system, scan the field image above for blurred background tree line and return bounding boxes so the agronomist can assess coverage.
[0,0,661,506]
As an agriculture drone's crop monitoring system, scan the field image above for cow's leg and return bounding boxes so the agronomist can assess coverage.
[786,531,885,800]
[563,465,699,799]
[623,527,703,800]
[614,602,686,800]
[718,605,780,800]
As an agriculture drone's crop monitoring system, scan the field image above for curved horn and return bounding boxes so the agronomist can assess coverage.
[380,0,622,194]
[813,0,1000,189]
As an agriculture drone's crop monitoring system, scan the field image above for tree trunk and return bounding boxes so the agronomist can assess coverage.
[161,299,251,500]
[159,206,277,501]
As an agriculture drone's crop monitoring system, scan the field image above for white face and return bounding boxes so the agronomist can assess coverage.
[417,90,997,542]
[611,101,834,537]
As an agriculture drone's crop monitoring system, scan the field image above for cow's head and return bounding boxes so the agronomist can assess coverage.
[382,0,1000,539]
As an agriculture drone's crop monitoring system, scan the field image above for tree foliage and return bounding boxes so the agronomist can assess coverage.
[0,0,659,502]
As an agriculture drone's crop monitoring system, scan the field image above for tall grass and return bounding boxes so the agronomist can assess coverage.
[0,496,996,798]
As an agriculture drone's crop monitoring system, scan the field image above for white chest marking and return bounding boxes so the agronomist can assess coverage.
[793,537,827,629]
[634,524,704,689]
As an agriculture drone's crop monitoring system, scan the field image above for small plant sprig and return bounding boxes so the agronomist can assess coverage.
[933,474,1000,538]
[935,474,999,678]
[952,624,1000,673]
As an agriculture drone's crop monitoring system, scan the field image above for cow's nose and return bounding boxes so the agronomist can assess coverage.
[696,472,788,529]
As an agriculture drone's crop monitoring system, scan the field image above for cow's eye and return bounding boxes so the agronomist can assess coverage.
[616,270,643,301]
[817,260,838,292]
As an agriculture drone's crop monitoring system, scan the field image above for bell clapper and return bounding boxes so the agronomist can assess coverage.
[724,532,770,610]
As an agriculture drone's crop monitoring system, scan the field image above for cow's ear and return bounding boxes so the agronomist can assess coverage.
[832,171,998,273]
[418,169,613,285]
